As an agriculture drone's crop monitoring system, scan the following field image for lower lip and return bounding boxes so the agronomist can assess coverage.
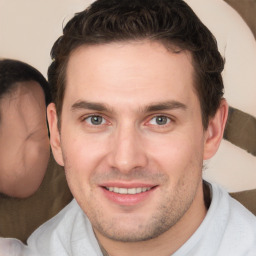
[101,187,156,206]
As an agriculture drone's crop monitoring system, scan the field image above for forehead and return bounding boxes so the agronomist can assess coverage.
[64,41,196,110]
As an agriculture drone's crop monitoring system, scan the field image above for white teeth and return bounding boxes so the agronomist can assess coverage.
[106,187,151,194]
[127,188,136,194]
[119,188,128,194]
[136,188,142,193]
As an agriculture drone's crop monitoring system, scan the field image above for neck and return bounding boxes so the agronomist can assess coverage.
[96,182,208,256]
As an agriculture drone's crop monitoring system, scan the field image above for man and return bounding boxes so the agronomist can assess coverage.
[4,0,256,255]
[0,59,72,242]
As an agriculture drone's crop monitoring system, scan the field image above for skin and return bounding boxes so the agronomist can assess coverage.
[48,41,228,256]
[0,81,50,198]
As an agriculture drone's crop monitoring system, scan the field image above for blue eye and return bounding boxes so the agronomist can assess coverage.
[149,116,170,125]
[85,115,106,125]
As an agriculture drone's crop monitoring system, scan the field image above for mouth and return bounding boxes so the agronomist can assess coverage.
[101,184,157,206]
[105,187,152,195]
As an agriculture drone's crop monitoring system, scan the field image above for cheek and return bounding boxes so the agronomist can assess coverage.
[61,134,109,210]
[145,132,204,177]
[60,131,108,184]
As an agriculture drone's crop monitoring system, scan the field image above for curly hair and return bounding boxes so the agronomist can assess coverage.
[48,0,224,129]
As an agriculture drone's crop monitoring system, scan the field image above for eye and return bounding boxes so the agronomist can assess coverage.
[148,116,171,126]
[84,115,106,125]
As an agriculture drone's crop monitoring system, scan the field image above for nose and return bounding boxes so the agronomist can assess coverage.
[107,123,148,173]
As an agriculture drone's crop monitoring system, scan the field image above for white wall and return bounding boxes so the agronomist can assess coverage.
[1,0,255,192]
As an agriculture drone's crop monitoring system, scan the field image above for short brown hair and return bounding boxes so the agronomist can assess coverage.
[48,0,224,129]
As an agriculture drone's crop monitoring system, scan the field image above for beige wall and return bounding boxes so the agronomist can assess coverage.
[0,0,93,76]
[1,0,255,192]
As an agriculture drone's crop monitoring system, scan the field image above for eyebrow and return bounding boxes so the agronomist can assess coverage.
[71,100,187,113]
[144,101,187,112]
[71,101,109,112]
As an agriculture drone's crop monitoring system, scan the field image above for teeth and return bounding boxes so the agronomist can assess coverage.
[136,188,142,193]
[106,187,151,194]
[128,188,136,194]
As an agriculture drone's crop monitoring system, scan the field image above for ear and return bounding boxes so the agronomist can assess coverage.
[203,99,228,160]
[47,103,64,166]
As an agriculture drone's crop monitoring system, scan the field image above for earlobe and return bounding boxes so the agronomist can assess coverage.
[47,103,64,166]
[203,99,229,160]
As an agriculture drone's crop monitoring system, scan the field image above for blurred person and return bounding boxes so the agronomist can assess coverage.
[0,59,73,243]
[0,59,51,198]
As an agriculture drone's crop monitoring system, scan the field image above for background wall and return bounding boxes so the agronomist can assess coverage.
[0,0,94,76]
[0,0,255,192]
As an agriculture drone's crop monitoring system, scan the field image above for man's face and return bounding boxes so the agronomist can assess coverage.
[50,41,216,241]
[0,81,49,197]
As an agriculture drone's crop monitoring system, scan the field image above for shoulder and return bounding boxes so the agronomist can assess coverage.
[210,183,256,254]
[27,199,101,255]
[28,199,81,236]
[0,238,30,256]
[210,182,256,225]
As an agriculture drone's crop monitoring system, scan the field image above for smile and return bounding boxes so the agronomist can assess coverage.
[105,187,151,195]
